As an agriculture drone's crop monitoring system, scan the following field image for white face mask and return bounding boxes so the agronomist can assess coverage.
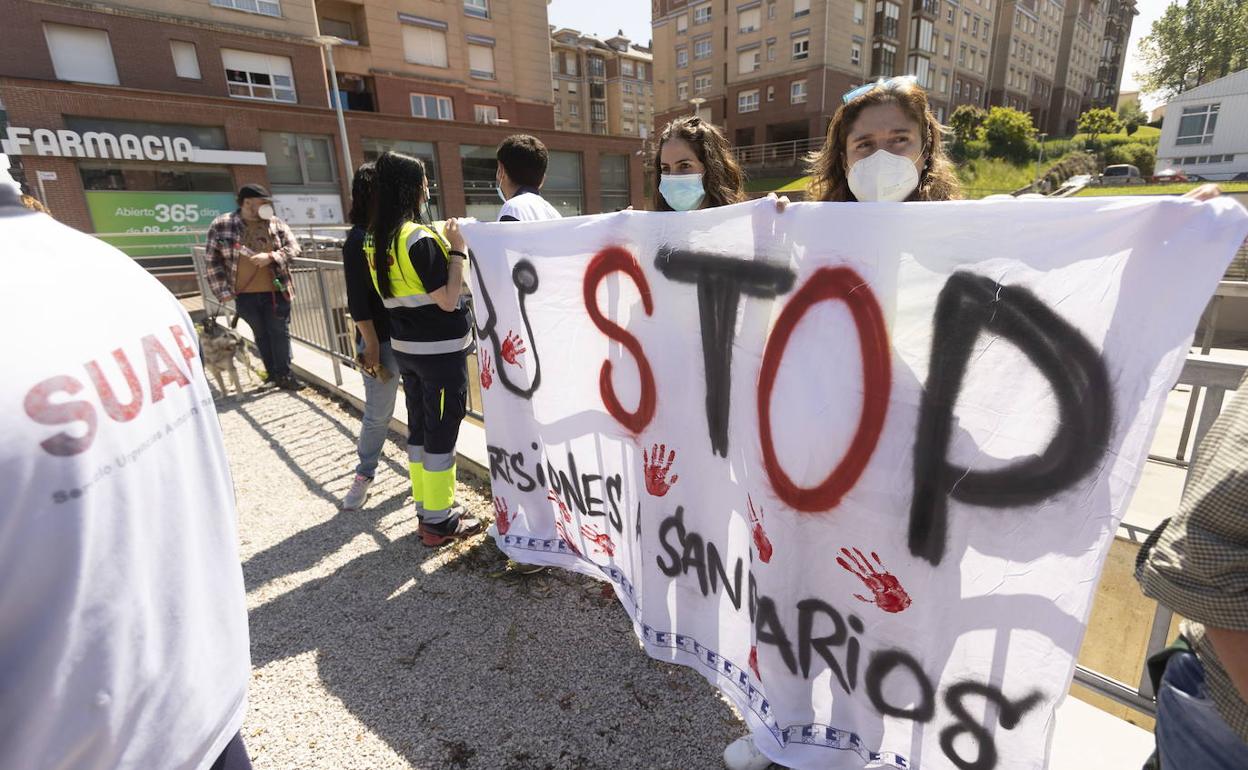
[257,203,275,220]
[847,149,921,202]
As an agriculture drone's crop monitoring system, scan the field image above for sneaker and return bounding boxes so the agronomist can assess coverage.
[723,736,776,770]
[341,473,373,510]
[419,507,485,547]
[276,375,303,391]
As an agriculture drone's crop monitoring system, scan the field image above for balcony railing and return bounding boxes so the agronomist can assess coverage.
[730,136,824,169]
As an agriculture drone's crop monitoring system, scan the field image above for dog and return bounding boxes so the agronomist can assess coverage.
[199,314,258,397]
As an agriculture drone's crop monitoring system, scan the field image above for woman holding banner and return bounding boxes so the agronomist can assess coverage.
[367,151,483,547]
[653,116,748,212]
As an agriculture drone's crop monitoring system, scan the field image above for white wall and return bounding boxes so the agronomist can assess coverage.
[1157,69,1248,180]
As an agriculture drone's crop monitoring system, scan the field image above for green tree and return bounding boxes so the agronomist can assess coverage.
[1077,108,1123,143]
[949,105,987,145]
[981,106,1035,163]
[1138,0,1248,99]
[1117,99,1148,136]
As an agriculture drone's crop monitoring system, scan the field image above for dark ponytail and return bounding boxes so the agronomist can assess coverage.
[369,151,427,299]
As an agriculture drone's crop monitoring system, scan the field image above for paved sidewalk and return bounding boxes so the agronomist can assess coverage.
[216,384,742,770]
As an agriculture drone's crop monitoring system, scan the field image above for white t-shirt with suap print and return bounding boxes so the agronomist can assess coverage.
[0,205,249,770]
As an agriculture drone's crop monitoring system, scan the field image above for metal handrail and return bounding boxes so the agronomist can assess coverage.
[1072,354,1247,718]
[189,246,485,420]
[731,137,824,169]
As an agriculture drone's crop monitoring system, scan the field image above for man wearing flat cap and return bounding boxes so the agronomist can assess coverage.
[205,184,302,391]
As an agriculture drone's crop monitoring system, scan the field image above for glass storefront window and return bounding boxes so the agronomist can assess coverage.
[599,153,630,212]
[460,143,500,221]
[362,138,442,220]
[545,150,583,216]
[79,162,234,192]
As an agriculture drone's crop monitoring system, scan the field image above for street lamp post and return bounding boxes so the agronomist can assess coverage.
[314,35,354,180]
[689,96,706,118]
[1034,132,1048,191]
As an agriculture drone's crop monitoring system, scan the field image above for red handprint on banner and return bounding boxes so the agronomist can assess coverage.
[642,443,679,497]
[547,489,572,522]
[580,524,615,557]
[501,331,527,367]
[748,646,761,681]
[479,349,494,390]
[747,495,774,564]
[493,496,513,536]
[836,547,912,613]
[555,517,581,557]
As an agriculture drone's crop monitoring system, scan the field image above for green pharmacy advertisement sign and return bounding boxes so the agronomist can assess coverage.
[86,190,236,259]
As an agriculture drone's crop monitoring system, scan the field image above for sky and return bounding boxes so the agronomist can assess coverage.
[546,0,1176,109]
[546,0,653,46]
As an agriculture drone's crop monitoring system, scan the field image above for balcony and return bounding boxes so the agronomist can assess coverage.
[912,0,939,18]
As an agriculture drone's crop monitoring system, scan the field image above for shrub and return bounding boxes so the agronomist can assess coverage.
[982,107,1037,164]
[1104,143,1157,176]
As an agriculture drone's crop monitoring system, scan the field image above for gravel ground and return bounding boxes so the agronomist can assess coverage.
[214,383,745,770]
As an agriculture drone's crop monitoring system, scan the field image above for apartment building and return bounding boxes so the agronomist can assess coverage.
[0,0,645,266]
[650,0,1133,149]
[551,27,655,140]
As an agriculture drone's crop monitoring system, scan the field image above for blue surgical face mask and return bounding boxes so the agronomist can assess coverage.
[497,184,507,203]
[660,173,705,211]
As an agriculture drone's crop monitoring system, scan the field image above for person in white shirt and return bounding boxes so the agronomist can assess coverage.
[0,153,252,770]
[495,134,562,222]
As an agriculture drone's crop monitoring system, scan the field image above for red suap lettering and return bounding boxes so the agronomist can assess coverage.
[169,323,198,373]
[143,334,190,403]
[583,246,657,434]
[757,266,892,513]
[23,376,99,457]
[84,348,143,422]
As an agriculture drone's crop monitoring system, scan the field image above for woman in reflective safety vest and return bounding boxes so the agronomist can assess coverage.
[368,150,482,546]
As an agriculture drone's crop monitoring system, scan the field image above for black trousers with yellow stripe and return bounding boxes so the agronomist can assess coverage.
[394,348,468,522]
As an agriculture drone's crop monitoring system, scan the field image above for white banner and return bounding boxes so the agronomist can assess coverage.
[462,198,1248,770]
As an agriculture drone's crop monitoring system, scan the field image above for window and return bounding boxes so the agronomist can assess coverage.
[795,0,811,17]
[402,24,449,68]
[738,48,761,74]
[677,47,689,68]
[678,81,689,101]
[871,41,897,76]
[464,0,489,19]
[695,74,712,94]
[569,103,579,116]
[211,0,281,18]
[954,80,961,98]
[677,14,689,34]
[623,82,633,94]
[320,17,356,41]
[589,56,605,77]
[222,49,295,102]
[947,7,954,22]
[622,59,635,76]
[695,38,712,59]
[740,7,761,32]
[958,43,967,66]
[963,10,970,29]
[591,103,606,122]
[361,139,441,217]
[790,79,808,103]
[623,120,635,132]
[769,0,777,18]
[875,1,900,39]
[568,81,577,93]
[411,94,454,120]
[855,0,865,24]
[939,73,948,92]
[565,52,579,76]
[170,40,201,80]
[943,38,951,57]
[260,132,336,187]
[792,36,809,60]
[971,17,979,35]
[44,23,119,85]
[973,84,981,100]
[623,100,634,113]
[600,152,630,211]
[907,55,932,88]
[911,18,935,52]
[767,85,775,101]
[767,42,776,61]
[1177,104,1219,146]
[851,42,862,66]
[738,89,760,112]
[544,151,583,216]
[694,4,712,23]
[469,44,495,79]
[474,104,499,123]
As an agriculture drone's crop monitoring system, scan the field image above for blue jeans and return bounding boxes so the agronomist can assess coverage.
[234,292,292,380]
[355,339,400,479]
[1155,651,1248,769]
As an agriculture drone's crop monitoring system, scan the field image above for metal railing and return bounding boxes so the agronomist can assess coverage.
[1149,280,1248,467]
[731,137,823,170]
[1072,354,1246,717]
[189,245,485,420]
